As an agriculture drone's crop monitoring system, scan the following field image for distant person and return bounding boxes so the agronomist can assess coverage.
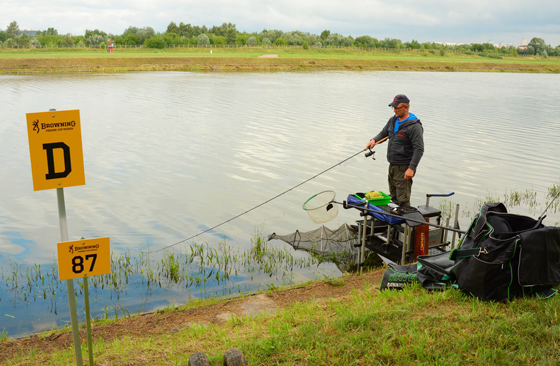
[365,94,424,207]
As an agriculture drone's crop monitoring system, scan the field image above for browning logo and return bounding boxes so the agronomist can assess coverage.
[74,244,100,253]
[68,244,74,254]
[32,119,40,134]
[32,119,76,134]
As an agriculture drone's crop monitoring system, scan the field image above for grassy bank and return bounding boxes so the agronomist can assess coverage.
[2,272,559,366]
[1,47,559,74]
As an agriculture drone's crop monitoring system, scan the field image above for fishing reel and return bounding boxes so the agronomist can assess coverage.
[364,149,376,160]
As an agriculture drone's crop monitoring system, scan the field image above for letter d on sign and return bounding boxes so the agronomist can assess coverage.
[43,142,72,179]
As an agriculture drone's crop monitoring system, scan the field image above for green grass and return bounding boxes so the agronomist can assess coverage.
[0,47,552,63]
[0,329,9,342]
[4,284,560,365]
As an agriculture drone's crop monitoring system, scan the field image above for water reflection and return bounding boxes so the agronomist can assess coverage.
[1,71,559,338]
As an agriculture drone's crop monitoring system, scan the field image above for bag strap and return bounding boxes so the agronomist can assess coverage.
[449,247,488,260]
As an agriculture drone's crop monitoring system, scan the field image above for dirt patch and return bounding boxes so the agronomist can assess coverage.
[0,270,384,360]
[257,54,279,58]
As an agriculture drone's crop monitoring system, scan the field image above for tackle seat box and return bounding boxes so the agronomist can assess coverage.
[417,205,442,219]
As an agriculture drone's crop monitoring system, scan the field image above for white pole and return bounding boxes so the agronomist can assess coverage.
[49,106,83,366]
[57,188,83,366]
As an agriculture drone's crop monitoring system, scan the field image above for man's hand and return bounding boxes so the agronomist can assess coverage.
[404,168,415,180]
[365,139,376,150]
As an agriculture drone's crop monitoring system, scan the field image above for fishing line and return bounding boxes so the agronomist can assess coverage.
[149,149,367,253]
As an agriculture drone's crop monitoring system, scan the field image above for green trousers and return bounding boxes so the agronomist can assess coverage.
[388,164,413,207]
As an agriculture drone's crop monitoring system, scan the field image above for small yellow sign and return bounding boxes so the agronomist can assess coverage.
[57,237,111,281]
[26,109,85,191]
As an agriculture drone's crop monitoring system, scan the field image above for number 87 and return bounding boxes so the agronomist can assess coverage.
[72,254,97,274]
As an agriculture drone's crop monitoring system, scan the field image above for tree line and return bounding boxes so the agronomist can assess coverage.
[1,20,558,57]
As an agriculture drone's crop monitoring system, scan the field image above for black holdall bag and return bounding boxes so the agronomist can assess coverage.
[449,203,560,302]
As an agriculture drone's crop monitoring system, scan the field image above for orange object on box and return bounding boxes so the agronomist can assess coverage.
[414,218,430,260]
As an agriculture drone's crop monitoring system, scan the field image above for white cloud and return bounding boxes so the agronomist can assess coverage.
[1,0,559,45]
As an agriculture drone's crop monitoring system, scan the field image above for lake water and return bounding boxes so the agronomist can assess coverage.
[1,71,559,338]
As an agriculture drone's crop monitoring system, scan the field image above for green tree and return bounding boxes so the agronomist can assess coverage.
[178,22,193,38]
[166,22,179,34]
[284,31,303,45]
[74,35,86,46]
[30,37,41,48]
[197,34,210,46]
[62,34,76,47]
[5,38,17,47]
[45,27,58,36]
[274,37,287,46]
[379,38,402,49]
[528,37,546,55]
[226,26,237,45]
[37,34,58,46]
[260,29,282,43]
[87,34,105,47]
[144,35,166,48]
[162,32,183,45]
[404,39,420,49]
[320,30,330,40]
[0,30,6,43]
[17,32,30,47]
[6,21,19,38]
[84,29,107,39]
[246,36,257,46]
[236,34,249,45]
[303,40,309,49]
[210,35,226,45]
[117,32,140,45]
[354,35,377,48]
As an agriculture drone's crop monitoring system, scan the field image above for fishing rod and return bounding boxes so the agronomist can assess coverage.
[150,138,390,253]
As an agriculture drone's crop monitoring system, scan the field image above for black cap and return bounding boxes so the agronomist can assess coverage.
[388,94,410,107]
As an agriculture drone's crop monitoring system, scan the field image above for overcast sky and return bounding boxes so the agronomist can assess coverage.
[2,0,559,46]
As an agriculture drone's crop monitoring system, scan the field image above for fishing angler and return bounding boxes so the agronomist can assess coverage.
[365,94,424,208]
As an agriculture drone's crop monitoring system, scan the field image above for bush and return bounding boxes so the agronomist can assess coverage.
[30,38,41,48]
[315,42,322,48]
[5,38,17,47]
[197,34,210,46]
[303,41,309,50]
[274,37,287,46]
[211,36,226,45]
[262,37,271,46]
[144,35,166,49]
[246,36,257,46]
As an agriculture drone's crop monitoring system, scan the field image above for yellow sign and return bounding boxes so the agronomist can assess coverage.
[57,237,111,281]
[26,109,85,191]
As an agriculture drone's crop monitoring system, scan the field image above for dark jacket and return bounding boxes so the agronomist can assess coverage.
[373,115,424,170]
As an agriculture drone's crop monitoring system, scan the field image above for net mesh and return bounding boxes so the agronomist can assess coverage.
[268,224,360,271]
[302,190,338,223]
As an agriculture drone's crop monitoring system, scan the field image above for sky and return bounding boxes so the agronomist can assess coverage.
[2,0,559,46]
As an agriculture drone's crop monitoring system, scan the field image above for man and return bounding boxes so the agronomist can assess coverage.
[365,94,424,207]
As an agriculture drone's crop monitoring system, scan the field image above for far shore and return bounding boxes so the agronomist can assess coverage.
[1,47,559,74]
